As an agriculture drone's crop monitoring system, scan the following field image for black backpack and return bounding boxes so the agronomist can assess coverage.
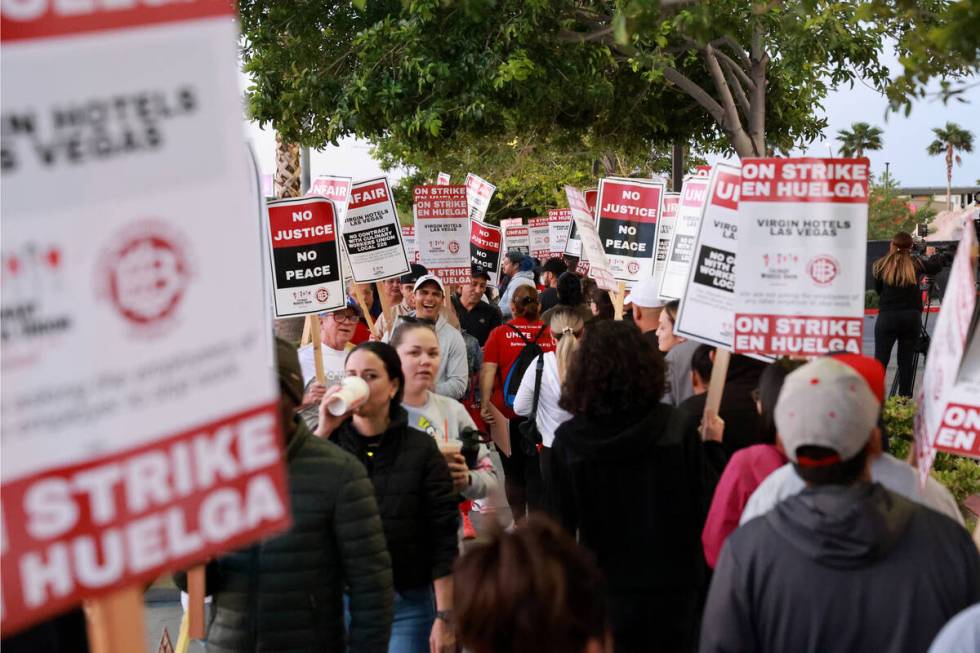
[502,324,546,408]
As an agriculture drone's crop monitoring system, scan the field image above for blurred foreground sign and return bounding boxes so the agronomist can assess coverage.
[0,1,288,635]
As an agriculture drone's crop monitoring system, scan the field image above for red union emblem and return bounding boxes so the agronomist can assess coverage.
[807,255,839,286]
[627,261,640,275]
[448,241,460,254]
[316,287,329,302]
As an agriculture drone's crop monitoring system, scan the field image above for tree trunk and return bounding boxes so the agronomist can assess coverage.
[945,144,953,211]
[273,131,307,343]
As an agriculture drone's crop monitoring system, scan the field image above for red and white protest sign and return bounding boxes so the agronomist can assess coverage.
[650,192,680,295]
[595,177,665,282]
[573,189,599,275]
[470,220,502,284]
[733,158,869,357]
[464,172,495,222]
[402,225,419,264]
[548,208,572,258]
[437,172,451,185]
[344,177,411,283]
[565,186,616,291]
[307,175,353,284]
[414,185,471,284]
[659,176,710,299]
[503,222,530,257]
[675,164,741,348]
[915,225,978,483]
[1,1,287,634]
[266,197,346,316]
[529,217,551,260]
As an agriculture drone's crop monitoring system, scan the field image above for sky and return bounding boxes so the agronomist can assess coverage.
[241,58,980,191]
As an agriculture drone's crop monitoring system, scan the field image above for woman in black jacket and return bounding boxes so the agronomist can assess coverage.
[549,321,719,653]
[872,231,948,396]
[317,341,459,653]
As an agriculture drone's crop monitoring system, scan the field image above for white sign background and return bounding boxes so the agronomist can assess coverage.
[659,175,711,300]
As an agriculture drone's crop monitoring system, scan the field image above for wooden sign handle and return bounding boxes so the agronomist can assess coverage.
[613,281,626,321]
[703,348,731,437]
[309,315,326,385]
[85,586,144,653]
[187,566,206,639]
[355,284,377,334]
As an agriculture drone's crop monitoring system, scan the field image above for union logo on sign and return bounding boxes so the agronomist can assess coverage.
[316,287,330,302]
[627,261,640,275]
[806,255,839,286]
[448,241,460,254]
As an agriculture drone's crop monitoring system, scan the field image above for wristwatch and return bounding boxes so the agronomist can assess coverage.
[435,609,454,623]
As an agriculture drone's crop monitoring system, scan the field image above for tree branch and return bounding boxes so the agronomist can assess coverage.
[662,66,726,125]
[748,22,768,155]
[558,26,614,44]
[703,45,743,132]
[715,50,755,92]
[711,36,752,70]
[722,61,752,116]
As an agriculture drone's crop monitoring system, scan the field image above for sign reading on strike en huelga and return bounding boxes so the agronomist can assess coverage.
[266,197,346,316]
[402,225,420,264]
[650,192,680,294]
[0,0,288,635]
[915,225,978,484]
[675,164,741,348]
[414,185,471,284]
[470,220,502,283]
[565,186,616,291]
[548,208,572,258]
[343,177,411,283]
[464,172,495,221]
[659,175,710,300]
[595,177,665,283]
[529,217,551,260]
[733,158,869,357]
[307,175,354,284]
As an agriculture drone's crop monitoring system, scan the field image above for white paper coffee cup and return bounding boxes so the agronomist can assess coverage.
[325,376,370,416]
[437,439,463,456]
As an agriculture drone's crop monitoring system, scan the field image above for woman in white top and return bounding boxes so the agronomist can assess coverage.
[392,320,498,501]
[513,307,581,489]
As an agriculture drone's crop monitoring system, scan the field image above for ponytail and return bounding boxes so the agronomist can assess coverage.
[873,231,918,287]
[549,308,584,383]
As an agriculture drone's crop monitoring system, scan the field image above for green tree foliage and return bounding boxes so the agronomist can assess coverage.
[926,122,975,209]
[836,122,883,158]
[867,175,934,240]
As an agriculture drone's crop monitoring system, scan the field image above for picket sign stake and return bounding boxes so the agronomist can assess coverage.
[703,349,732,436]
[613,281,626,320]
[300,316,313,347]
[187,566,206,639]
[356,285,377,334]
[174,612,191,653]
[85,586,144,653]
[310,315,327,385]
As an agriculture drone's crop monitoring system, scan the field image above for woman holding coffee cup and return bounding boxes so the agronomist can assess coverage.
[316,341,459,653]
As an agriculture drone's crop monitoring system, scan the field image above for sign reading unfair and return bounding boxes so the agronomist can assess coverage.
[660,175,710,300]
[266,197,346,316]
[344,177,411,283]
[733,158,869,357]
[595,177,665,283]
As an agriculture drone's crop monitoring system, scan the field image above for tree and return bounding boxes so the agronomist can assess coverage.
[867,175,934,241]
[836,122,883,158]
[926,122,974,210]
[240,1,951,160]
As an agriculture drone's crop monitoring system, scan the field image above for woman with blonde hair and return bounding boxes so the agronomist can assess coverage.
[514,307,583,490]
[872,231,949,396]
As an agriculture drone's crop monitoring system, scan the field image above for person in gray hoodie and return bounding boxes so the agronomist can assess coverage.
[498,252,537,320]
[700,358,980,653]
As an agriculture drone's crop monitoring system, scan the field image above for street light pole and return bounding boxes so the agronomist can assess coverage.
[884,161,890,184]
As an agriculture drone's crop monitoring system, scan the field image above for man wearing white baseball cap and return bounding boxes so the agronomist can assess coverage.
[623,276,666,337]
[700,357,980,653]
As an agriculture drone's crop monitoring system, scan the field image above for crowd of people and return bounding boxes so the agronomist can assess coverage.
[6,238,956,653]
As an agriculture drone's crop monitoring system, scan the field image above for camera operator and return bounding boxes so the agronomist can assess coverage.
[872,231,950,396]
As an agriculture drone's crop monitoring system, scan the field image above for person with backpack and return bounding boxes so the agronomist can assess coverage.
[480,284,555,521]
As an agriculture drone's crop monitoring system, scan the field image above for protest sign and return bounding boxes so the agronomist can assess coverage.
[565,186,616,291]
[0,1,288,635]
[437,172,450,185]
[595,177,665,282]
[503,223,530,256]
[548,208,572,258]
[464,172,495,221]
[650,192,680,294]
[529,217,551,260]
[563,190,597,262]
[344,177,411,283]
[266,197,346,316]
[414,185,471,284]
[733,158,869,357]
[402,225,420,264]
[470,220,502,283]
[675,163,741,348]
[915,225,978,482]
[307,175,354,284]
[660,175,712,299]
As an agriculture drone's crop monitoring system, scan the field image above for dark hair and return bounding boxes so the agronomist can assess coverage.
[793,445,869,486]
[390,319,437,350]
[756,358,807,445]
[586,285,614,321]
[560,321,665,417]
[663,299,680,325]
[691,344,714,385]
[346,341,404,407]
[454,515,608,653]
[511,285,541,321]
[542,257,568,276]
[556,271,584,306]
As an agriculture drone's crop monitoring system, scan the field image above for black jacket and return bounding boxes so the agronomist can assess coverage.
[875,253,946,312]
[175,420,393,653]
[330,406,459,592]
[452,294,502,346]
[701,483,980,653]
[549,404,726,651]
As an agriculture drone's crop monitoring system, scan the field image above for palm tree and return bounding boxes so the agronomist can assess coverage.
[927,122,975,210]
[836,122,884,158]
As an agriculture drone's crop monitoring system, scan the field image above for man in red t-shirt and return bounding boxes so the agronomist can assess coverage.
[480,284,554,520]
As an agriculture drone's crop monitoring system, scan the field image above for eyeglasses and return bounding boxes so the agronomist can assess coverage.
[331,313,360,324]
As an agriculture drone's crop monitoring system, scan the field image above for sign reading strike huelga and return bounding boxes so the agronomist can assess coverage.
[344,178,411,283]
[548,208,572,258]
[566,186,616,291]
[470,220,502,283]
[733,158,870,357]
[675,164,741,349]
[414,185,471,284]
[595,177,665,282]
[659,175,710,300]
[529,217,551,260]
[266,196,345,317]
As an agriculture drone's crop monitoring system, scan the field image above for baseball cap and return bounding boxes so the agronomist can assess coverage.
[413,274,445,294]
[542,257,568,276]
[275,337,304,405]
[318,296,362,318]
[774,357,881,467]
[624,277,666,308]
[470,265,491,281]
[828,353,885,403]
[399,263,428,285]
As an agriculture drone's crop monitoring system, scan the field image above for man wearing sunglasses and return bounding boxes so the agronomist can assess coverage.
[297,298,363,429]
